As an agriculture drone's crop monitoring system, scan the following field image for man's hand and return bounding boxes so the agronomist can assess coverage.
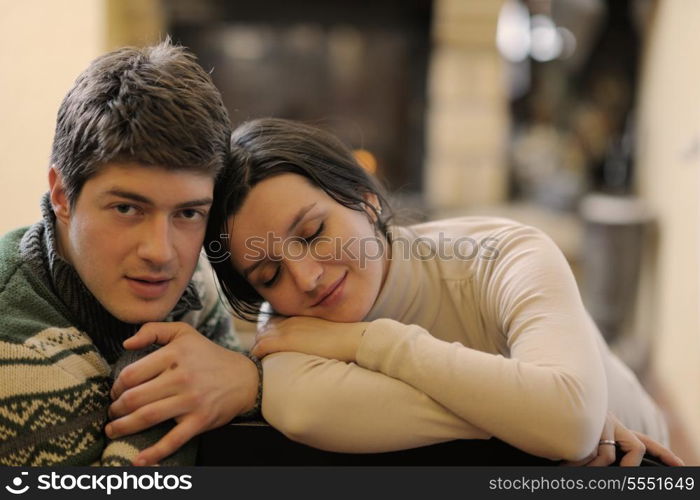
[252,316,369,362]
[106,322,259,466]
[564,412,684,466]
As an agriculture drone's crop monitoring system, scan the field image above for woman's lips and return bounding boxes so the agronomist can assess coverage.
[312,271,348,308]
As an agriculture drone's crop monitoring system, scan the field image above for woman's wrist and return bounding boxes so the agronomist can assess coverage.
[344,322,369,362]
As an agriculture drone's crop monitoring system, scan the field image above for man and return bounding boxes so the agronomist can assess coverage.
[0,41,259,466]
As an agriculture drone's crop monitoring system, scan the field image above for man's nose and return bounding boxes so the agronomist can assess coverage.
[136,216,176,266]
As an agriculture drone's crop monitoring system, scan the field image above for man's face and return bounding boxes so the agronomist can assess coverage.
[50,162,214,324]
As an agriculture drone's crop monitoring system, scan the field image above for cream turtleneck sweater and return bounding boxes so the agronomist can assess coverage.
[260,217,668,461]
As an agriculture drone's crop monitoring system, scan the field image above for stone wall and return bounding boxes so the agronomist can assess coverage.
[424,0,509,210]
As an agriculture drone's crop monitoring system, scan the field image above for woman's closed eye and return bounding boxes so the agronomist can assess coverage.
[261,265,281,288]
[258,222,324,288]
[303,222,324,243]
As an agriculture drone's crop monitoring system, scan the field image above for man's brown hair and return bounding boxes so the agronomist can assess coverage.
[51,39,231,205]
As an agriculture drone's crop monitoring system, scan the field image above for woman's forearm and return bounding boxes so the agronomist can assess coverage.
[355,318,607,461]
[260,351,490,453]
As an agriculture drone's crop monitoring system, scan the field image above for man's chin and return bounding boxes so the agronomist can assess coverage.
[108,302,177,325]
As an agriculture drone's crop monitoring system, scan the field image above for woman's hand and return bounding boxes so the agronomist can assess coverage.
[252,316,369,362]
[564,412,684,466]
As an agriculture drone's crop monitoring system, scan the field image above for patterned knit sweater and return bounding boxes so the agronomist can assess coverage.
[0,198,241,466]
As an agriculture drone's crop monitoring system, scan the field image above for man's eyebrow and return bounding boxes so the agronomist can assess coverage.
[242,202,318,279]
[104,190,152,205]
[175,197,213,209]
[103,190,212,209]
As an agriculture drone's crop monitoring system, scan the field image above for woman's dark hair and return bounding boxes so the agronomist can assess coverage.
[205,117,393,321]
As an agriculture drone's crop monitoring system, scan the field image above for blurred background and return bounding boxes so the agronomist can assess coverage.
[1,0,697,463]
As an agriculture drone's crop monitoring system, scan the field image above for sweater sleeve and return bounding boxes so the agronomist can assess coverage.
[100,347,198,466]
[355,225,607,461]
[261,351,489,452]
[100,425,198,466]
[0,328,198,466]
[0,339,109,466]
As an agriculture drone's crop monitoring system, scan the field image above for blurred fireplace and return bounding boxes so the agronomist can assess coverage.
[165,0,432,194]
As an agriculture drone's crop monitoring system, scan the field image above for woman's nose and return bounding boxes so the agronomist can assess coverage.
[285,253,323,293]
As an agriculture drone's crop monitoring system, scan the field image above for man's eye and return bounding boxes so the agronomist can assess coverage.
[178,209,207,220]
[303,222,325,243]
[114,204,137,216]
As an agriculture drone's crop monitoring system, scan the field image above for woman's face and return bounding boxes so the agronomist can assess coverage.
[227,173,389,322]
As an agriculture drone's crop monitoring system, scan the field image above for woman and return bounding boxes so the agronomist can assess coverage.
[205,117,681,466]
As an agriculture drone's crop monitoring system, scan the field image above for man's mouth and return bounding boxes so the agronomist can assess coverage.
[126,275,173,299]
[129,275,172,282]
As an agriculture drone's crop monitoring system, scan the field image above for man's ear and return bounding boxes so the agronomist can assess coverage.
[48,166,71,224]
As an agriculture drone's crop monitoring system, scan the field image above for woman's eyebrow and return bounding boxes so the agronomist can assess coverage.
[286,202,317,235]
[242,202,318,279]
[243,259,265,279]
